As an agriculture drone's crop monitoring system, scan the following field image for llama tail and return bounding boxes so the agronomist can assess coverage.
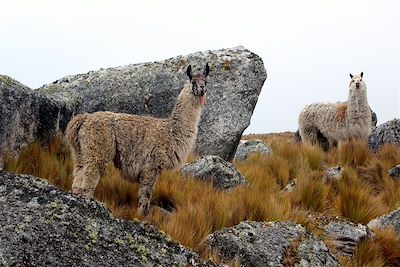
[64,114,88,155]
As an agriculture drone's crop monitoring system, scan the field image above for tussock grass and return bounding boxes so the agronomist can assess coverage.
[4,133,400,267]
[338,140,371,167]
[4,134,73,190]
[291,171,328,212]
[335,183,386,224]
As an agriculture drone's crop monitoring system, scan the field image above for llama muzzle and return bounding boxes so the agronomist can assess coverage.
[198,95,206,105]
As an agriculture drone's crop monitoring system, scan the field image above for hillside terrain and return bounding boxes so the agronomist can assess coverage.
[2,132,400,266]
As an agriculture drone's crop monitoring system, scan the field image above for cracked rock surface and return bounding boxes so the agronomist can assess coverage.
[202,220,341,267]
[0,170,218,267]
[368,118,400,150]
[368,207,400,234]
[323,221,371,258]
[234,139,272,161]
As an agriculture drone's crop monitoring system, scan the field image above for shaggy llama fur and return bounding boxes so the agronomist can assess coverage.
[65,64,210,215]
[298,72,371,149]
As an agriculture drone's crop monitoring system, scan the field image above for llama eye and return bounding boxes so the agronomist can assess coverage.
[360,79,362,82]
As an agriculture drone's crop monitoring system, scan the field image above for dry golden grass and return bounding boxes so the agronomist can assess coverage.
[4,132,400,267]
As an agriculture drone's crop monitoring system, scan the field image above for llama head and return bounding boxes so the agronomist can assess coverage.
[349,72,365,91]
[186,63,210,105]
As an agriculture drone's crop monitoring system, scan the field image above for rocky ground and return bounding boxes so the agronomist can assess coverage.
[0,170,217,267]
[1,46,400,266]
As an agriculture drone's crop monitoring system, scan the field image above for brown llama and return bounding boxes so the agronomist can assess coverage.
[65,64,210,216]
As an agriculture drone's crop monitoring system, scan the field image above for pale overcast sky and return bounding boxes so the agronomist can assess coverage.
[0,0,399,133]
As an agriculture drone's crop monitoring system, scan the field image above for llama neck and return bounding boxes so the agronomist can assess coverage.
[346,87,370,121]
[169,82,202,151]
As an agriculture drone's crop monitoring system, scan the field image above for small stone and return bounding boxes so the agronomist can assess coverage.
[234,139,271,161]
[388,164,400,180]
[322,166,343,182]
[284,179,297,192]
[324,221,371,258]
[182,155,248,190]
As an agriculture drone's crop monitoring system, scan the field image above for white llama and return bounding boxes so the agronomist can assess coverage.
[298,72,371,149]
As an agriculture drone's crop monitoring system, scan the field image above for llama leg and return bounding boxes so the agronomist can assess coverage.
[300,126,318,145]
[137,169,159,216]
[72,164,86,193]
[73,116,115,198]
[316,130,330,151]
[73,162,106,198]
[71,152,85,192]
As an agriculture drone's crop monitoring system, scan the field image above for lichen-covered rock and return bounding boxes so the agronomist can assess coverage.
[368,118,400,150]
[234,139,271,161]
[0,170,218,267]
[368,208,400,233]
[324,221,371,258]
[322,166,343,182]
[0,75,73,159]
[38,46,267,161]
[202,221,341,267]
[388,164,400,180]
[182,155,247,190]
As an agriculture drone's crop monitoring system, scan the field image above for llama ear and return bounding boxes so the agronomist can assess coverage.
[203,63,210,77]
[187,65,193,80]
[349,73,353,79]
[360,72,363,78]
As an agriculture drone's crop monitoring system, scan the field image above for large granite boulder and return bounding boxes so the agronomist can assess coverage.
[201,221,341,267]
[0,75,73,161]
[368,208,400,233]
[38,46,267,161]
[0,170,218,266]
[182,155,248,190]
[368,118,400,150]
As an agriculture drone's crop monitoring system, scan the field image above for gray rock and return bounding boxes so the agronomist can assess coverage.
[38,46,267,161]
[368,207,400,233]
[368,118,400,151]
[182,155,247,190]
[371,109,378,127]
[283,179,297,192]
[0,170,218,267]
[388,164,400,180]
[324,221,371,258]
[0,75,74,159]
[202,221,341,267]
[322,166,343,182]
[234,139,271,161]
